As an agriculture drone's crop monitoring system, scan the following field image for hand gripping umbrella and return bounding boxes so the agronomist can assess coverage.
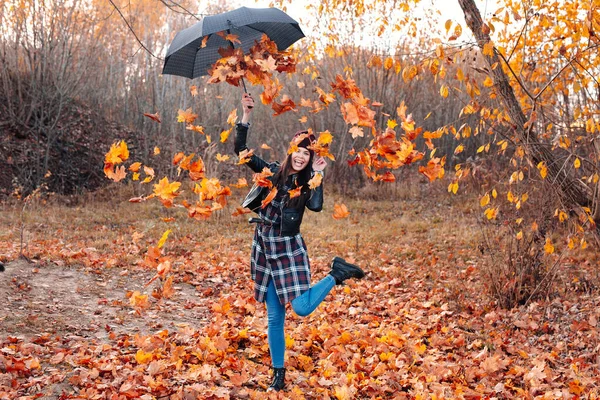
[162,6,305,93]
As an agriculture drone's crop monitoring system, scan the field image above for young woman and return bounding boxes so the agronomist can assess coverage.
[234,93,365,392]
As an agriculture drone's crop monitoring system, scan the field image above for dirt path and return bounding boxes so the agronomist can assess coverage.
[0,259,210,341]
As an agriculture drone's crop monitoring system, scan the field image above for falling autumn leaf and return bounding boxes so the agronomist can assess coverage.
[216,153,230,162]
[332,203,350,219]
[308,173,323,189]
[153,177,181,201]
[177,108,198,124]
[261,187,278,208]
[143,112,161,123]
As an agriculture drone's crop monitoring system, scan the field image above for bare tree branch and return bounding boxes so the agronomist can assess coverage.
[107,0,163,61]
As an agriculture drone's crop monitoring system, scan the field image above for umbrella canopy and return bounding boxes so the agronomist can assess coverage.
[162,7,305,79]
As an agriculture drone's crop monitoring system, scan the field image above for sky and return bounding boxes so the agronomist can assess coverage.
[224,0,505,54]
[243,0,502,37]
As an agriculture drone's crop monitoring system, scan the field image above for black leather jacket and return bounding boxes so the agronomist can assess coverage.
[234,123,323,236]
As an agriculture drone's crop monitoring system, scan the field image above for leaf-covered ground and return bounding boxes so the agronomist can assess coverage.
[1,186,599,399]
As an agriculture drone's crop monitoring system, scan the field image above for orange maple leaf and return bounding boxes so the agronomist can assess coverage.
[333,203,350,219]
[260,77,282,105]
[186,124,205,134]
[105,141,129,165]
[105,165,127,182]
[288,187,302,198]
[253,167,274,188]
[225,33,241,44]
[231,178,248,188]
[201,36,209,48]
[232,206,252,217]
[419,158,445,182]
[153,177,181,200]
[237,149,255,165]
[177,108,198,124]
[308,173,323,189]
[316,87,336,105]
[272,95,296,116]
[129,162,142,172]
[172,152,184,165]
[261,187,278,208]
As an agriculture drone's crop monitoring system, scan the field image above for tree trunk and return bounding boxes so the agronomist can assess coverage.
[457,0,594,218]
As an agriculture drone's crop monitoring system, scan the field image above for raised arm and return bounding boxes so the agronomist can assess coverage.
[234,93,269,173]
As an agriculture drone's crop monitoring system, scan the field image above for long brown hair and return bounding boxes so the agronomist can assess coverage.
[272,148,314,209]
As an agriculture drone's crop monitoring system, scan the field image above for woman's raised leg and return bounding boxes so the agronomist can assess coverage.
[290,275,336,317]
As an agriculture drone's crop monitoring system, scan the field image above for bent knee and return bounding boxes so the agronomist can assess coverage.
[291,303,310,317]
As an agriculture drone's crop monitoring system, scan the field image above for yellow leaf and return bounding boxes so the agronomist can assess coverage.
[387,119,398,129]
[507,191,514,202]
[558,211,568,222]
[492,189,497,198]
[227,109,238,126]
[220,128,231,143]
[415,342,427,354]
[285,335,295,349]
[574,158,581,169]
[447,181,458,194]
[454,144,464,155]
[135,349,154,364]
[480,193,490,207]
[157,229,172,249]
[445,19,452,32]
[537,162,547,179]
[216,153,230,162]
[516,231,523,240]
[483,41,494,57]
[384,57,394,70]
[440,84,449,98]
[153,147,160,155]
[483,76,494,87]
[544,237,555,254]
[484,207,498,220]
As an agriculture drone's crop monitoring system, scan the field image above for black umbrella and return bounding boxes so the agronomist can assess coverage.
[162,6,305,85]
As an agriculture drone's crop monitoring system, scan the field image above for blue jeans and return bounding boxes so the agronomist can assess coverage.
[265,275,336,368]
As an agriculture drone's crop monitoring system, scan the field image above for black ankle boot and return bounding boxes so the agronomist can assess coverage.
[267,367,285,392]
[329,257,365,285]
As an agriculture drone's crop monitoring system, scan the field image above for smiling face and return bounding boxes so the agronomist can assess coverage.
[290,147,311,173]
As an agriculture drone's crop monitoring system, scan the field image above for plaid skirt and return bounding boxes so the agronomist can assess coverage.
[251,226,311,305]
[250,190,311,305]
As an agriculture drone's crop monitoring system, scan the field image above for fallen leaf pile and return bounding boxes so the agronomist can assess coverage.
[1,196,599,398]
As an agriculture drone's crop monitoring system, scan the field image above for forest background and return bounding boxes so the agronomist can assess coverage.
[1,0,600,398]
